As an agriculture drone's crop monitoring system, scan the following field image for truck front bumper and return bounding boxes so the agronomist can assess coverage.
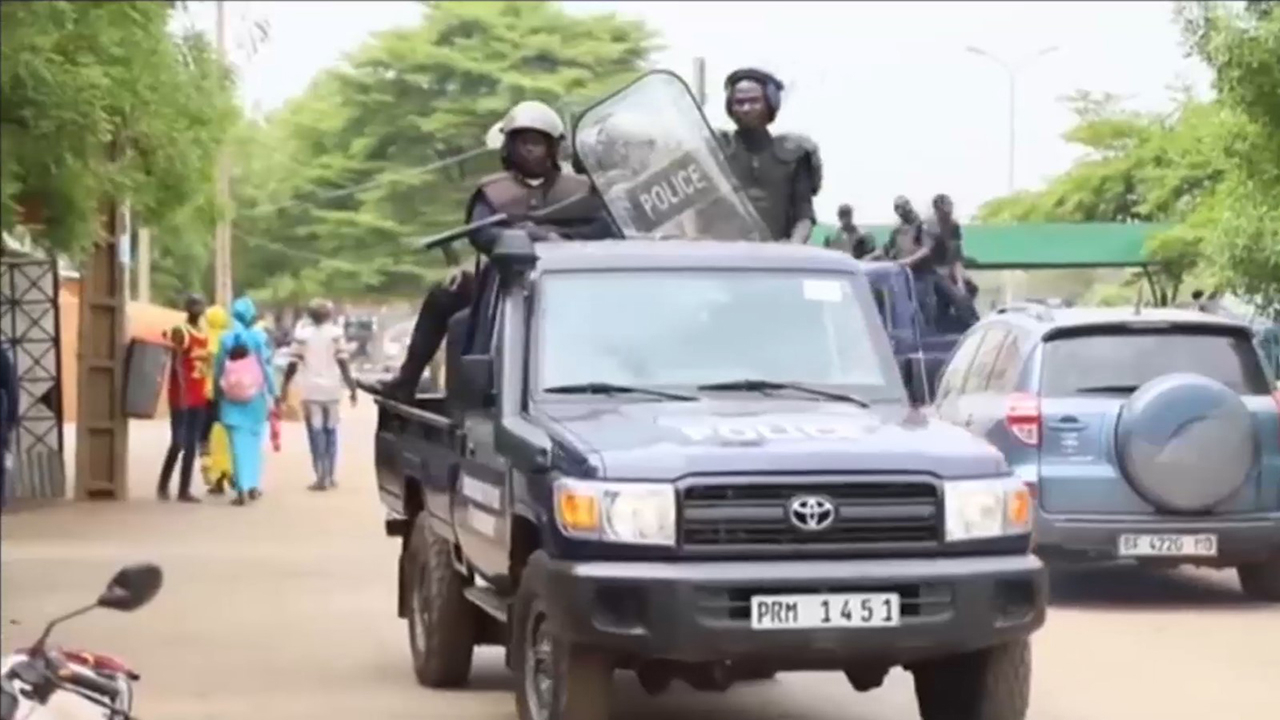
[537,553,1046,668]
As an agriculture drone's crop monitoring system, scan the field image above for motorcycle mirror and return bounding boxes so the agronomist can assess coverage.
[96,563,164,612]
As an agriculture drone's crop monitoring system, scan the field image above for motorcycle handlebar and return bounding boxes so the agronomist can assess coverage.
[52,656,121,702]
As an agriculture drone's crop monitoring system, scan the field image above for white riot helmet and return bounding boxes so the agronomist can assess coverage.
[501,100,566,141]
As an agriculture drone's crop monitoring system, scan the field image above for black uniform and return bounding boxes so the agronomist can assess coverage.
[388,170,612,397]
[920,216,979,329]
[720,129,820,242]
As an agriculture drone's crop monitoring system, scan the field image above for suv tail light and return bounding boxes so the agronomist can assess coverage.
[1005,392,1041,447]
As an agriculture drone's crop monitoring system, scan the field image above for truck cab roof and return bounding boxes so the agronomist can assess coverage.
[528,239,866,274]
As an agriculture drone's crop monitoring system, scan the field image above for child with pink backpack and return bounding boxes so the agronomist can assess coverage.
[213,296,278,506]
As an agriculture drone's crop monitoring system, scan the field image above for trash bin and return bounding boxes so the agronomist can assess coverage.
[124,338,171,419]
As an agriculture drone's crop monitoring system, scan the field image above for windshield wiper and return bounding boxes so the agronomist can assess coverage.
[542,382,697,401]
[696,379,871,407]
[1073,384,1140,394]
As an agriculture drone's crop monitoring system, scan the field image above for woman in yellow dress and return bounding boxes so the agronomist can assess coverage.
[201,305,235,494]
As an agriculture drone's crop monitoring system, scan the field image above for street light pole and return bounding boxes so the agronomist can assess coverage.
[965,45,1059,193]
[966,45,1059,305]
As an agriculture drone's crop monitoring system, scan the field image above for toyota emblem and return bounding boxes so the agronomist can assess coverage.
[787,495,837,531]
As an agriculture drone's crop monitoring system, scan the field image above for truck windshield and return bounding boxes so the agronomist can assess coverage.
[534,270,900,398]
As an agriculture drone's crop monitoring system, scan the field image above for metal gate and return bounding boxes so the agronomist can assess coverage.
[1,237,66,503]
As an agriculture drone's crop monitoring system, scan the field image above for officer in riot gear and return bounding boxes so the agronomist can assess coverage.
[922,193,979,328]
[386,101,613,398]
[718,68,821,242]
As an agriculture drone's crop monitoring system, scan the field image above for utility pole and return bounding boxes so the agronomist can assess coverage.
[213,0,233,306]
[136,227,151,304]
[965,45,1059,304]
[692,56,707,107]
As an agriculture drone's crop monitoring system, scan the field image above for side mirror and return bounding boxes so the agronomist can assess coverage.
[456,354,495,411]
[491,229,538,288]
[96,563,164,612]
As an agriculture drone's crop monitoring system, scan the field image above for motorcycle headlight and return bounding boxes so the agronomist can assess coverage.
[554,478,676,546]
[944,477,1033,542]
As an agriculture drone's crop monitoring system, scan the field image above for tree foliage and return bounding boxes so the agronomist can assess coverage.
[232,1,657,304]
[978,2,1280,313]
[0,0,238,275]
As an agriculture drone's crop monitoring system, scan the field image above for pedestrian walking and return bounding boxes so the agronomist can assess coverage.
[279,299,357,491]
[214,296,277,507]
[200,305,234,495]
[157,294,209,503]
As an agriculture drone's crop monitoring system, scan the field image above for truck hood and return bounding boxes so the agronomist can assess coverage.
[534,399,1007,479]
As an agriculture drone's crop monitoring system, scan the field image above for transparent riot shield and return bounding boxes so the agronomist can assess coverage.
[571,70,771,242]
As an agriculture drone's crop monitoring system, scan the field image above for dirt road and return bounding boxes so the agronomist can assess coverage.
[2,406,1277,720]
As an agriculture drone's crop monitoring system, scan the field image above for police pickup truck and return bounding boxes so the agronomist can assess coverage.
[369,229,1046,720]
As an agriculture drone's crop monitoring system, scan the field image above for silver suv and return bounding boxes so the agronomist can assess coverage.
[932,303,1280,601]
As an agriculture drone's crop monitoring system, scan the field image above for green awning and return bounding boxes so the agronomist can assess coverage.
[809,222,1171,269]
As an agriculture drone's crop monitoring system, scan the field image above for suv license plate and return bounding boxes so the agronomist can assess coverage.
[1117,533,1218,557]
[749,592,901,630]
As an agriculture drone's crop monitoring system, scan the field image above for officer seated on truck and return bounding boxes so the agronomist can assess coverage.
[385,100,615,400]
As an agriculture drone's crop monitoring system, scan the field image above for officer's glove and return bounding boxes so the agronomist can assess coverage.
[523,225,565,244]
[445,266,469,291]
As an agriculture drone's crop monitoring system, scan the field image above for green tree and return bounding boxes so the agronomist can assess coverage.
[232,0,657,304]
[1179,0,1280,314]
[975,90,1230,305]
[0,0,238,295]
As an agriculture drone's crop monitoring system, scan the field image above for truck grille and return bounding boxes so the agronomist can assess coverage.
[680,480,940,549]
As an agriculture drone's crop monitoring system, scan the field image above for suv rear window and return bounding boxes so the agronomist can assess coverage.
[1040,328,1272,396]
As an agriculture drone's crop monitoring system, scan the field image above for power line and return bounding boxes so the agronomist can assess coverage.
[240,145,495,218]
[232,232,460,277]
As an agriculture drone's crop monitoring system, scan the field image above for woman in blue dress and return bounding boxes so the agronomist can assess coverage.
[214,296,278,506]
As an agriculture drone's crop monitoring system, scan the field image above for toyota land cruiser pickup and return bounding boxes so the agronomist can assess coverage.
[368,231,1046,720]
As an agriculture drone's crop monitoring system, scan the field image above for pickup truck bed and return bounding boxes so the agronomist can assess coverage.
[373,392,453,535]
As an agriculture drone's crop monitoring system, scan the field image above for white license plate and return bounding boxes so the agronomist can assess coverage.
[1117,533,1218,557]
[749,592,901,630]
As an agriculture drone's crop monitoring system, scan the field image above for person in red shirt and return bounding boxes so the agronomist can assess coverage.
[157,294,210,502]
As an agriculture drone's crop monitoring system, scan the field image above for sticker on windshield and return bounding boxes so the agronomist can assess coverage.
[802,279,843,303]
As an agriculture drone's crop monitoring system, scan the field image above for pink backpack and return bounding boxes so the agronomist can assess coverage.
[220,346,264,403]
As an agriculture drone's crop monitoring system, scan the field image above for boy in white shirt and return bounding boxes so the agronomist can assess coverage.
[279,299,357,490]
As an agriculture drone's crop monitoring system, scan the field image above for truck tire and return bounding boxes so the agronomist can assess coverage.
[405,514,478,688]
[913,639,1031,720]
[513,551,613,720]
[1237,554,1280,602]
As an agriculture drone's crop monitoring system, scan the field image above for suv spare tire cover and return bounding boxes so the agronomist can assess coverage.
[1116,373,1258,513]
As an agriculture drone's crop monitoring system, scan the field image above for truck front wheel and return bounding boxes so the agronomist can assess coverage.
[912,639,1031,720]
[513,551,613,720]
[406,514,478,688]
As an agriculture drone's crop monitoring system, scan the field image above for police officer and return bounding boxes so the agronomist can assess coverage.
[829,203,876,258]
[921,193,979,327]
[386,101,613,398]
[719,68,821,243]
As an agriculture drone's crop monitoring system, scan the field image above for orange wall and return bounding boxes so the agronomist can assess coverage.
[58,278,184,423]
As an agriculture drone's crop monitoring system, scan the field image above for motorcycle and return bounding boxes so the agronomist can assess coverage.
[1,563,163,720]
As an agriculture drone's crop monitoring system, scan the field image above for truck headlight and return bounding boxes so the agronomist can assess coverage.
[944,477,1033,542]
[554,478,676,546]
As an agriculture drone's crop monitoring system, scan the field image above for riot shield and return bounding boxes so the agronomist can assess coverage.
[571,70,771,242]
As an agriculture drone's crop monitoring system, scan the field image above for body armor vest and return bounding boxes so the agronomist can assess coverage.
[474,171,594,228]
[720,131,817,241]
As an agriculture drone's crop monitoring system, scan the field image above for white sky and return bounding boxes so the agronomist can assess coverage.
[182,0,1211,224]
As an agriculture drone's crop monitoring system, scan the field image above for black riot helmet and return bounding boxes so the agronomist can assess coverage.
[724,67,785,123]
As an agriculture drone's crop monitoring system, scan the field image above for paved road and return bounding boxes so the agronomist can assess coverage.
[2,406,1277,720]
